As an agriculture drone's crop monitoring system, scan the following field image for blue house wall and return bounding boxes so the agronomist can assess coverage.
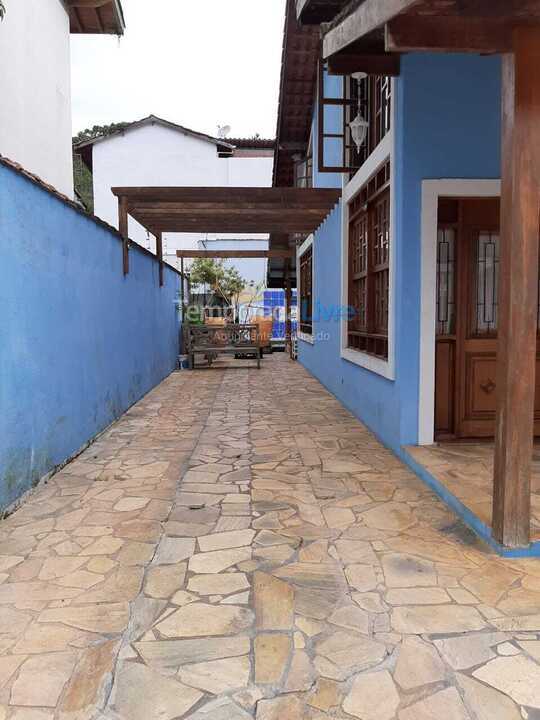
[299,54,502,453]
[0,162,181,510]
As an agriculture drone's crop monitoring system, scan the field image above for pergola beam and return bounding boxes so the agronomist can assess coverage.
[112,187,341,203]
[176,250,295,259]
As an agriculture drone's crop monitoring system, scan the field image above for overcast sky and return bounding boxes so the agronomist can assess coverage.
[70,0,287,139]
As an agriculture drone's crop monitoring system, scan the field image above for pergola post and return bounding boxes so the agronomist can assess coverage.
[118,195,129,275]
[156,232,164,287]
[180,257,186,322]
[493,27,540,548]
[284,260,292,353]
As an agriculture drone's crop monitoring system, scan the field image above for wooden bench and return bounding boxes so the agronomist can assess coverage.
[185,324,261,370]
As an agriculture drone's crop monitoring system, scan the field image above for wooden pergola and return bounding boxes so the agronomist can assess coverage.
[295,0,540,548]
[112,187,340,237]
[111,186,340,335]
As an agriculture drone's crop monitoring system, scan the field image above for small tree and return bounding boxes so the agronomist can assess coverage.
[221,266,246,307]
[0,2,6,20]
[189,258,246,307]
[73,122,129,145]
[189,258,225,290]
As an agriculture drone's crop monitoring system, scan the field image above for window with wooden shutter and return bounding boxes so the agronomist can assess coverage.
[318,62,392,175]
[347,162,391,359]
[299,245,313,335]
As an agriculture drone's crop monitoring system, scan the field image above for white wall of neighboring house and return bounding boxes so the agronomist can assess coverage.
[90,122,273,278]
[0,0,74,197]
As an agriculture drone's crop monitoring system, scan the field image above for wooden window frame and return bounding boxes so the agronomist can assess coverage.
[318,61,392,175]
[299,243,314,337]
[295,132,313,189]
[294,154,313,189]
[347,162,391,359]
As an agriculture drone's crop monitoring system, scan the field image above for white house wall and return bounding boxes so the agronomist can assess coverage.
[92,123,273,269]
[0,0,73,197]
[226,155,273,187]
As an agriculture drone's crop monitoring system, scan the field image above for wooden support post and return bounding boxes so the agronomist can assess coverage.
[180,257,186,322]
[118,195,129,275]
[493,27,540,548]
[284,261,292,354]
[156,232,164,287]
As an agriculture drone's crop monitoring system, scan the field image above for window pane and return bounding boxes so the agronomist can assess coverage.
[436,228,456,336]
[347,178,390,359]
[300,246,313,335]
[475,231,499,336]
[323,136,343,169]
[323,104,344,136]
[323,72,344,100]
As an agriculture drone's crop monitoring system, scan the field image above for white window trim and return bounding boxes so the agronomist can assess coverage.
[340,126,395,380]
[297,234,315,344]
[418,179,501,446]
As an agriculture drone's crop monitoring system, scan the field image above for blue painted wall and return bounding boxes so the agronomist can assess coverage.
[299,54,502,452]
[0,163,181,510]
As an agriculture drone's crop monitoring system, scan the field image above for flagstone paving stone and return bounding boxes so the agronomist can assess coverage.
[2,355,540,718]
[343,669,400,720]
[394,637,447,689]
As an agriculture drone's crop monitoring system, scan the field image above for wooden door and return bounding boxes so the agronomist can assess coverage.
[435,197,540,439]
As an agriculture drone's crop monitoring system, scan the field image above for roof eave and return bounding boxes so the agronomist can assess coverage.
[73,116,235,152]
[112,0,126,35]
[67,0,125,36]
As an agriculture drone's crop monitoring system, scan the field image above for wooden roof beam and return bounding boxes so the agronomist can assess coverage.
[129,201,335,211]
[176,250,295,259]
[149,224,324,233]
[327,52,401,76]
[112,187,341,203]
[385,15,515,54]
[94,6,105,32]
[71,6,83,32]
[296,0,349,25]
[322,0,424,59]
[67,0,110,7]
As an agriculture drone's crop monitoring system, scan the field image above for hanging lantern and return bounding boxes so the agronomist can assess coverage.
[349,72,369,153]
[349,113,369,153]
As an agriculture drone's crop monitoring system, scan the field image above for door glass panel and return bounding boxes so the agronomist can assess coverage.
[474,231,499,336]
[436,228,456,336]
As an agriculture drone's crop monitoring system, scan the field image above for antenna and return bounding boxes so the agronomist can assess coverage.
[217,125,231,139]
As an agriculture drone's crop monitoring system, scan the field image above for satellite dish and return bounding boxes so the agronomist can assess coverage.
[217,125,231,139]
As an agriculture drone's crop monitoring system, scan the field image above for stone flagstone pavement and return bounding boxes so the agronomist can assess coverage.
[2,354,540,719]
